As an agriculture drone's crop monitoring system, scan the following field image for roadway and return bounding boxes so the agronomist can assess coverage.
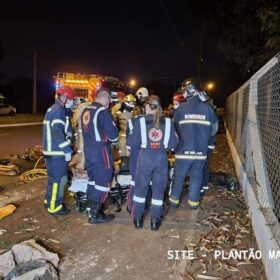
[0,124,42,157]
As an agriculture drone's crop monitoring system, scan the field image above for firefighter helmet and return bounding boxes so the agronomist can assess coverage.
[117,91,125,100]
[124,94,136,109]
[180,78,202,100]
[57,86,75,100]
[172,92,185,103]
[136,87,149,100]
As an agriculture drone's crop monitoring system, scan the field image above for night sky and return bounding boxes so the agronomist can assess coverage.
[0,0,245,109]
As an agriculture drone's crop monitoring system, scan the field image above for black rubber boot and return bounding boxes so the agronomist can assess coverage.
[49,205,70,216]
[133,216,143,229]
[88,200,115,224]
[151,218,161,231]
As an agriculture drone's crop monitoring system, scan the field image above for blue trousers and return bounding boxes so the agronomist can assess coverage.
[85,146,113,203]
[169,159,205,207]
[45,157,68,213]
[133,150,168,220]
[127,147,140,212]
[202,150,213,190]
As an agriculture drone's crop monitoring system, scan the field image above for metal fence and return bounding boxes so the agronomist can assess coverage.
[225,53,280,243]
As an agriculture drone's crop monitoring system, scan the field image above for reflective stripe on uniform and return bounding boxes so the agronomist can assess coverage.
[48,204,63,213]
[202,185,209,190]
[133,195,146,203]
[43,120,52,152]
[169,197,179,204]
[140,117,147,148]
[93,107,106,141]
[65,116,70,134]
[188,199,199,206]
[131,180,135,186]
[88,181,95,185]
[151,199,163,206]
[175,155,207,160]
[127,119,133,133]
[50,183,58,210]
[58,140,71,148]
[163,118,171,149]
[95,184,110,192]
[43,151,65,156]
[108,136,118,142]
[179,120,211,126]
[208,145,215,149]
[51,119,65,126]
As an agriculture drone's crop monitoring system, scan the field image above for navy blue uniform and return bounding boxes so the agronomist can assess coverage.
[127,115,178,220]
[201,135,216,194]
[81,102,118,203]
[43,101,73,213]
[126,116,142,212]
[169,96,218,208]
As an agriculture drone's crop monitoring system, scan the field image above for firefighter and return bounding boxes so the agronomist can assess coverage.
[172,91,185,110]
[113,94,137,157]
[200,135,216,196]
[135,87,149,114]
[43,86,75,215]
[169,78,218,209]
[127,95,178,231]
[111,91,125,115]
[81,88,118,224]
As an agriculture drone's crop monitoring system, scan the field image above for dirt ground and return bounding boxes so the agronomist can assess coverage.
[0,133,267,280]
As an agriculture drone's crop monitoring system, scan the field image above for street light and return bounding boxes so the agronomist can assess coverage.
[206,82,215,91]
[129,79,136,88]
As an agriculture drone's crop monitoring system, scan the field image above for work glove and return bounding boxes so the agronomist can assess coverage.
[65,153,72,162]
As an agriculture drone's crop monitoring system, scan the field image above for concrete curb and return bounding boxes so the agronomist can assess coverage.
[225,128,280,280]
[0,122,42,128]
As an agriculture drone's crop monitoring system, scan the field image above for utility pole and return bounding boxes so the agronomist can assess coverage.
[33,50,37,114]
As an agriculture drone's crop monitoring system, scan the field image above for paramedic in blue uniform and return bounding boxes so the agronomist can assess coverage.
[81,88,119,224]
[126,115,141,213]
[127,95,178,231]
[43,86,75,215]
[169,78,218,209]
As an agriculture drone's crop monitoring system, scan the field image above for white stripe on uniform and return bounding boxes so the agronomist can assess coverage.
[163,118,171,149]
[140,117,147,148]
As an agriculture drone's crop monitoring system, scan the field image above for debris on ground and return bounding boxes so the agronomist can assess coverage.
[182,187,266,280]
[0,160,20,176]
[0,204,17,219]
[0,239,59,279]
[10,145,43,162]
[209,172,240,191]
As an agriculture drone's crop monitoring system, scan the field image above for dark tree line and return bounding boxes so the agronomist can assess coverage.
[186,0,280,77]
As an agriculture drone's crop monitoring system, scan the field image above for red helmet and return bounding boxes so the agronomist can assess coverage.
[172,92,185,103]
[117,91,125,100]
[57,86,75,100]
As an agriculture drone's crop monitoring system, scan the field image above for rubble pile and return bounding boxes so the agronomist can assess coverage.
[0,239,59,280]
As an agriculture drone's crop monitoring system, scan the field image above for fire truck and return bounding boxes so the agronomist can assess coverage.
[54,72,128,103]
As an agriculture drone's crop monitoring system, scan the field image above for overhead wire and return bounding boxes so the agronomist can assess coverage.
[159,0,184,46]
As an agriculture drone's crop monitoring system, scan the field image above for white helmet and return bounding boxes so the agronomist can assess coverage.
[136,87,149,99]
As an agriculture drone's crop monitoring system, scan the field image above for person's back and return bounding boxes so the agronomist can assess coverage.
[174,96,215,159]
[81,88,118,225]
[169,78,218,210]
[127,95,178,231]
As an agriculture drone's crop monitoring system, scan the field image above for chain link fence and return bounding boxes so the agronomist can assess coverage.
[225,53,280,244]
